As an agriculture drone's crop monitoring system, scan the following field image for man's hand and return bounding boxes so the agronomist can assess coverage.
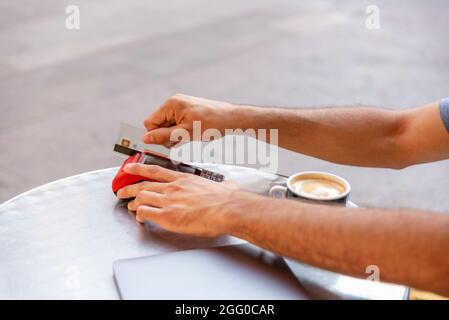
[143,94,239,146]
[116,163,240,237]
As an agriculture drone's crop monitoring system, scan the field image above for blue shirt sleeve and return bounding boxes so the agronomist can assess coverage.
[440,98,449,133]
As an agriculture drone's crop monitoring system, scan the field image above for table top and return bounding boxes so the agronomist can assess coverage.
[0,164,409,299]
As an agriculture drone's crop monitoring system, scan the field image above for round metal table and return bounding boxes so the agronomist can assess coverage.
[0,164,408,299]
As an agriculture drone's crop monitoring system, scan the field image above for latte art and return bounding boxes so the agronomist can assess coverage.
[292,178,345,199]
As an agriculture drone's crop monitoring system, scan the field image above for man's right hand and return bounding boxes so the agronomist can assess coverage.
[143,94,239,147]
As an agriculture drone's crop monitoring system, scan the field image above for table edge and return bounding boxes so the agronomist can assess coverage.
[0,167,119,210]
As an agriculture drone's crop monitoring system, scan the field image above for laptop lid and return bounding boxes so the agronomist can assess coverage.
[113,243,309,299]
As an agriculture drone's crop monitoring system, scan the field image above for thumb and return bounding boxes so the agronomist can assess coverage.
[143,126,190,145]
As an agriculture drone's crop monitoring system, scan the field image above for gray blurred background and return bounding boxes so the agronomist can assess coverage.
[0,0,448,210]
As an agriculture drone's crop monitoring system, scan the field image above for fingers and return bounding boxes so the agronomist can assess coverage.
[127,190,164,211]
[135,205,164,224]
[143,94,195,146]
[142,126,183,145]
[124,163,184,182]
[116,181,165,199]
[144,94,186,130]
[143,103,173,131]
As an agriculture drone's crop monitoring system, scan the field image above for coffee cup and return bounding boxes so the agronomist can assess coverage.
[269,171,350,205]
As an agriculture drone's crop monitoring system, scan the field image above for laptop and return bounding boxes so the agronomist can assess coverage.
[113,243,309,299]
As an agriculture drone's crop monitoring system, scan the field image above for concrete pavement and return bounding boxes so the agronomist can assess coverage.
[0,0,448,211]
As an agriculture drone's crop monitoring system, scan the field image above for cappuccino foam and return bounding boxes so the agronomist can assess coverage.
[292,178,345,199]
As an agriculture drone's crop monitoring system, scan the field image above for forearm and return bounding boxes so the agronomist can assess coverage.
[222,191,449,296]
[231,104,407,168]
[146,95,448,167]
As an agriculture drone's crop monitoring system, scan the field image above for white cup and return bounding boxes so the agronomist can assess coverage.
[269,171,351,205]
